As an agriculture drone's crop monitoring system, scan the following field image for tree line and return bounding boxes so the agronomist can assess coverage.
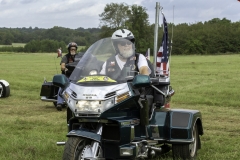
[0,27,100,53]
[0,2,239,55]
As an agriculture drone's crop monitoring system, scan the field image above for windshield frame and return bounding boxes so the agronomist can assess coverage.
[69,37,138,84]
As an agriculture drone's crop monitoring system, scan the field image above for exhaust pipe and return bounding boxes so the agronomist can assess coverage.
[148,146,162,152]
[57,142,66,145]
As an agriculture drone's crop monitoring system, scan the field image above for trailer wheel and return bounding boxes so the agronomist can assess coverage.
[172,124,199,160]
[0,81,10,98]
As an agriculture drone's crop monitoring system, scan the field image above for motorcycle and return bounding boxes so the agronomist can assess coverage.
[52,37,203,160]
[40,53,84,108]
[0,79,10,98]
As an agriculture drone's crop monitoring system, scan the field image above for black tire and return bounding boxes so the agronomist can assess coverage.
[0,82,10,98]
[172,124,199,160]
[53,102,57,107]
[62,103,67,108]
[62,137,102,160]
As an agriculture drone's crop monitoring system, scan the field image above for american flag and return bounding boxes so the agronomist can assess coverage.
[156,14,169,76]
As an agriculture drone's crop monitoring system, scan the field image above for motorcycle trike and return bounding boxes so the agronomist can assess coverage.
[52,37,203,160]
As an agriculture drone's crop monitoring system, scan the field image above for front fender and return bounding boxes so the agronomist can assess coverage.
[67,130,101,143]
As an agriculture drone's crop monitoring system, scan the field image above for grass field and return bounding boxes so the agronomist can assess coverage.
[0,53,240,160]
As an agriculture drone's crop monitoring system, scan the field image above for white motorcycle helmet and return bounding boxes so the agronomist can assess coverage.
[111,29,135,58]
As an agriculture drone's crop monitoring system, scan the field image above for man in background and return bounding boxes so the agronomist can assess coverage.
[56,42,78,111]
[57,47,62,58]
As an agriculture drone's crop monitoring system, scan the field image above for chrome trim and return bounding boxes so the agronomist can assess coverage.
[56,142,65,145]
[153,138,194,143]
[91,125,102,157]
[130,126,135,141]
[120,147,133,156]
[41,96,57,102]
[149,106,156,121]
[151,85,166,97]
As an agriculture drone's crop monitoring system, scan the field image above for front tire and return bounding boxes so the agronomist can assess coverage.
[0,81,10,98]
[62,137,102,160]
[172,123,199,160]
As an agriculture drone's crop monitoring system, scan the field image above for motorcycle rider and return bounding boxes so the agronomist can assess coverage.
[100,29,151,77]
[56,42,78,111]
[60,42,78,77]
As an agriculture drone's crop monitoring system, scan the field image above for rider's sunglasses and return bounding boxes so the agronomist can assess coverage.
[70,48,76,51]
[118,41,132,46]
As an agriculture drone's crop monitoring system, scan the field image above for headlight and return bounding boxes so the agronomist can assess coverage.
[76,101,100,112]
[75,98,114,114]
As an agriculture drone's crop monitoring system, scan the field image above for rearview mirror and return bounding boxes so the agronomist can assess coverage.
[52,74,69,88]
[132,75,151,88]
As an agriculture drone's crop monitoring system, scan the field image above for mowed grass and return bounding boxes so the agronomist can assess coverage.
[0,53,240,160]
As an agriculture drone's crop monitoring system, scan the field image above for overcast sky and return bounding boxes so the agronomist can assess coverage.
[0,0,240,29]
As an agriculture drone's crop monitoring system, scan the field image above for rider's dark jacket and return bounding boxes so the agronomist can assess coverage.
[105,54,138,80]
[61,52,84,77]
[105,53,154,80]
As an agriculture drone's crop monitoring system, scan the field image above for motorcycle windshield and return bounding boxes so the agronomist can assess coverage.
[69,37,137,84]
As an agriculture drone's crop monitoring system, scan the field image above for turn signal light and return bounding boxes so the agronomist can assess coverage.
[116,92,130,103]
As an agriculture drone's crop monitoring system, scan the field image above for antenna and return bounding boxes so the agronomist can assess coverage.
[172,5,174,41]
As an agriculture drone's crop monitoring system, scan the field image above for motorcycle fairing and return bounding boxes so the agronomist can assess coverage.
[62,83,134,116]
[67,83,130,100]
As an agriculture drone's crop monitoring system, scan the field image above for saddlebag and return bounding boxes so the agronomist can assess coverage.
[40,82,58,97]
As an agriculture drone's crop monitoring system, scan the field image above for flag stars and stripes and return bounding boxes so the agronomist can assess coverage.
[156,14,170,76]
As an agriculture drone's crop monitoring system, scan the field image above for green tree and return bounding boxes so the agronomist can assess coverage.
[24,39,66,53]
[99,3,152,53]
[126,4,152,53]
[99,3,129,29]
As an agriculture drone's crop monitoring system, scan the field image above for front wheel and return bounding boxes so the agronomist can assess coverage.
[172,123,199,160]
[62,137,102,160]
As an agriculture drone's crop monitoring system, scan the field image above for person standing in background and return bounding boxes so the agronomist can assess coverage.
[57,47,62,58]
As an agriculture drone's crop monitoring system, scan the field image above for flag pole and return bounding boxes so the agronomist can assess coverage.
[153,2,160,76]
[168,5,174,78]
